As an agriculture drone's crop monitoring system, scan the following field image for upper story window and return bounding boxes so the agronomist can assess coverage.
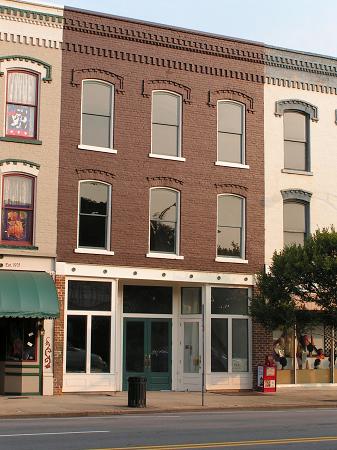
[283,201,309,246]
[1,174,35,245]
[6,71,38,139]
[217,194,245,259]
[217,101,244,164]
[81,81,114,150]
[151,92,181,158]
[284,111,309,171]
[78,181,111,250]
[149,188,179,254]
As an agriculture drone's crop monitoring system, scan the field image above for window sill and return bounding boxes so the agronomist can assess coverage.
[215,161,249,169]
[74,248,115,255]
[78,144,117,154]
[0,244,38,250]
[215,256,248,264]
[281,169,313,176]
[146,252,184,260]
[0,137,42,145]
[148,153,186,162]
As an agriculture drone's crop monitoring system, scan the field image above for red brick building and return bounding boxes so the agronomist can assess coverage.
[54,7,267,393]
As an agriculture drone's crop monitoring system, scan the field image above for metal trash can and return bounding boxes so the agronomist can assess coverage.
[128,376,147,407]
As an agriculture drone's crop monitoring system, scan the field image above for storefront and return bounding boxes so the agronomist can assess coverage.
[59,265,253,393]
[0,271,59,395]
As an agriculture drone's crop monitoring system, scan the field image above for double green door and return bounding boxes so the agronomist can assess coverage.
[123,318,172,391]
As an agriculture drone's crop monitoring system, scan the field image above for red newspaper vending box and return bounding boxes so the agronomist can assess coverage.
[257,365,277,392]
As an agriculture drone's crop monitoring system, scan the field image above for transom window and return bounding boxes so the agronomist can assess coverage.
[78,181,111,250]
[283,201,309,246]
[6,71,38,139]
[217,195,244,258]
[217,101,244,164]
[149,188,179,254]
[152,91,181,157]
[81,80,114,149]
[1,174,34,245]
[284,111,309,171]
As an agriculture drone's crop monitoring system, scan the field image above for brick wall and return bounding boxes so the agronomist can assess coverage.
[252,320,273,387]
[54,275,65,394]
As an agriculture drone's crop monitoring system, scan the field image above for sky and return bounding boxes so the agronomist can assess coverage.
[44,0,337,58]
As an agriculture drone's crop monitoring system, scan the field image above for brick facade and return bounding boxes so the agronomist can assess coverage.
[54,275,65,394]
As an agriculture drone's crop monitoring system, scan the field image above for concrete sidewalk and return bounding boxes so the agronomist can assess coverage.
[1,388,337,418]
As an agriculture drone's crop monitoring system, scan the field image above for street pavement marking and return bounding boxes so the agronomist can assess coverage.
[0,431,109,438]
[90,435,337,449]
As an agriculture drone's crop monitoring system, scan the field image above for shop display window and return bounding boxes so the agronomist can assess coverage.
[123,285,172,314]
[5,319,37,361]
[181,287,201,315]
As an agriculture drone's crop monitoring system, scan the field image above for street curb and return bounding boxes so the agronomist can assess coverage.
[1,403,337,419]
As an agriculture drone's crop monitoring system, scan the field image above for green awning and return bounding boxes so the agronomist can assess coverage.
[0,271,59,319]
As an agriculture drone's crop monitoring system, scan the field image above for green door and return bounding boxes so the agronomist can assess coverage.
[123,318,172,391]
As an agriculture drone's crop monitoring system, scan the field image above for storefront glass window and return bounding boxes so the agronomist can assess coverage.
[211,288,248,315]
[232,319,248,372]
[211,318,228,372]
[68,281,111,311]
[5,319,37,361]
[181,287,201,314]
[273,328,295,384]
[123,286,172,314]
[91,316,110,373]
[66,315,87,373]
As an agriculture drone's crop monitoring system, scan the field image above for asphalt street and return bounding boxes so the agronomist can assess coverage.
[1,409,337,450]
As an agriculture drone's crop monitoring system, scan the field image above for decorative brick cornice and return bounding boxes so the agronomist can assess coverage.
[208,89,254,112]
[0,55,52,82]
[147,176,183,186]
[0,4,63,24]
[275,99,319,121]
[142,80,191,103]
[0,159,40,170]
[71,68,124,93]
[75,168,115,180]
[215,183,247,196]
[281,189,312,203]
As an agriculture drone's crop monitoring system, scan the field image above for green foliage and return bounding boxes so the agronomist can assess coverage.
[250,227,337,330]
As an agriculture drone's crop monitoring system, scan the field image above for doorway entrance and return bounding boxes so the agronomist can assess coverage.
[123,318,172,391]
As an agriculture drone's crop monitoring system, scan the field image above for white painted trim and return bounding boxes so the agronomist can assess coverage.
[148,153,186,162]
[78,144,117,154]
[215,257,248,264]
[75,248,115,256]
[281,168,313,176]
[146,252,184,260]
[215,161,249,169]
[56,262,254,286]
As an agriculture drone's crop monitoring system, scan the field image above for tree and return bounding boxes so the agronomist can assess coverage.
[250,227,337,331]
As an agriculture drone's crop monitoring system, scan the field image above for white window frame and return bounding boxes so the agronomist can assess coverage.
[78,79,117,154]
[146,186,183,259]
[209,286,251,374]
[216,194,247,263]
[75,180,114,255]
[149,90,185,162]
[64,278,116,375]
[215,100,248,169]
[283,110,310,172]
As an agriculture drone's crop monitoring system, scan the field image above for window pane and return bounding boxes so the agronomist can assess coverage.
[79,215,107,248]
[66,315,87,373]
[284,112,306,141]
[184,322,199,373]
[211,318,228,372]
[284,231,305,246]
[232,319,248,372]
[82,81,112,116]
[6,104,36,138]
[91,316,110,373]
[153,92,179,126]
[82,114,110,148]
[5,319,37,361]
[211,288,248,315]
[80,182,108,215]
[151,321,169,372]
[217,226,241,257]
[218,102,242,134]
[123,286,172,314]
[4,176,33,208]
[7,72,37,105]
[150,189,177,222]
[218,196,242,227]
[126,321,144,372]
[68,281,111,311]
[2,209,33,243]
[284,202,306,232]
[152,123,179,157]
[181,287,202,314]
[150,220,176,253]
[218,132,242,163]
[284,141,306,171]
